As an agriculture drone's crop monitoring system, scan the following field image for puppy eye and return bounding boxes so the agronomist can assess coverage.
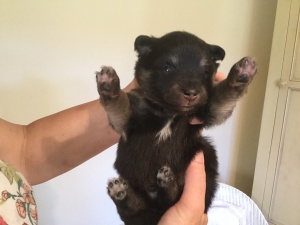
[164,65,171,72]
[163,63,174,73]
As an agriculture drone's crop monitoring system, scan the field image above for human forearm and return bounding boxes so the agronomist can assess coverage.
[25,100,119,185]
[23,79,138,185]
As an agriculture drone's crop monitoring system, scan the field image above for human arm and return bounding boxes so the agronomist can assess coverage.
[0,71,218,186]
[0,101,119,185]
[158,152,208,225]
[0,80,137,185]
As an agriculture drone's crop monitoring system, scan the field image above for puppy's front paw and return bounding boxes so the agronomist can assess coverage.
[157,166,174,188]
[107,178,128,201]
[96,66,120,103]
[228,57,257,87]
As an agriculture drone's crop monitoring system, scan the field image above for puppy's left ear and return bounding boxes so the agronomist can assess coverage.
[209,45,226,62]
[134,35,157,57]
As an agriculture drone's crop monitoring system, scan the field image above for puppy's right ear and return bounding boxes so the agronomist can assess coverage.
[209,45,226,62]
[134,35,157,56]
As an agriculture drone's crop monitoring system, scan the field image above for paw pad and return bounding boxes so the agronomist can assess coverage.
[229,57,257,86]
[96,66,120,100]
[157,166,174,188]
[237,57,257,83]
[107,178,128,201]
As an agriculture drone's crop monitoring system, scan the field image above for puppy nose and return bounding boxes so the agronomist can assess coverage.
[183,89,199,101]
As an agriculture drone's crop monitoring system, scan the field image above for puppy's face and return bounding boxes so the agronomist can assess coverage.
[134,31,225,114]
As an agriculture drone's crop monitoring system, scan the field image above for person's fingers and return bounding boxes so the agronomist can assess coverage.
[189,117,203,125]
[179,152,206,213]
[158,152,207,225]
[215,71,227,82]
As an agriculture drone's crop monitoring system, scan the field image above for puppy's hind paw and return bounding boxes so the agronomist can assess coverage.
[107,178,128,201]
[157,166,175,188]
[96,66,121,102]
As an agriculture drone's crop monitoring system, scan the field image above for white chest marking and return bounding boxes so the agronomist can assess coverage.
[156,119,173,143]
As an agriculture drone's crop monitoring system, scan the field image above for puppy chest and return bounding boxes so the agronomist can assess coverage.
[115,119,200,181]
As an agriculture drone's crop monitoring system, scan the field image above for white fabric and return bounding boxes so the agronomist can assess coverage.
[208,183,268,225]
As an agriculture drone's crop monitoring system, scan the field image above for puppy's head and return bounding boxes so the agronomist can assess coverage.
[134,31,225,114]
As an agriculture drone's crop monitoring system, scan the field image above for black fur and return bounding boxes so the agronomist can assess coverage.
[96,31,257,225]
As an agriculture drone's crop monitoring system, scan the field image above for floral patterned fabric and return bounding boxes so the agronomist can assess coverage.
[0,160,38,225]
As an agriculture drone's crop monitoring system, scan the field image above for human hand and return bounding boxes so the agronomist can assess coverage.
[123,78,139,92]
[214,71,226,82]
[158,152,208,225]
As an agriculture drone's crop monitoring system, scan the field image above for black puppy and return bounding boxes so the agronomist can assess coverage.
[96,31,257,225]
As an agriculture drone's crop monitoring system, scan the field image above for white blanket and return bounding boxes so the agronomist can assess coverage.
[207,183,268,225]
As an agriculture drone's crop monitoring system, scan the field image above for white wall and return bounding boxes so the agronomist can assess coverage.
[0,0,277,224]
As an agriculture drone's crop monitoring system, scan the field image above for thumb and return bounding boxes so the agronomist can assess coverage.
[179,151,206,213]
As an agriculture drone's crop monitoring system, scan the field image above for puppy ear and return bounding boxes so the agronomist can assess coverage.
[209,45,226,62]
[134,35,157,56]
